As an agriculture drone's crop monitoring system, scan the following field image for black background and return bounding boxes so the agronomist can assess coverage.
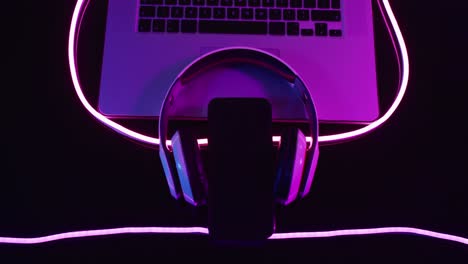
[2,0,467,263]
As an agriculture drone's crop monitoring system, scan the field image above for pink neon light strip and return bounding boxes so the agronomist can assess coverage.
[68,0,409,146]
[17,1,459,247]
[318,0,409,143]
[0,227,466,246]
[0,227,207,245]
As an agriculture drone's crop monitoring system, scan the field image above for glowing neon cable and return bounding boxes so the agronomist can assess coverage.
[0,227,208,245]
[8,0,460,248]
[318,0,409,143]
[68,0,159,145]
[68,0,409,146]
[1,226,467,246]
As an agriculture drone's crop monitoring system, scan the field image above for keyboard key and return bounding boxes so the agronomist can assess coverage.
[290,0,302,8]
[193,0,205,5]
[287,22,299,35]
[255,8,267,19]
[221,0,233,6]
[329,29,342,36]
[181,20,197,32]
[199,7,212,18]
[179,0,191,5]
[315,23,327,36]
[283,9,295,20]
[140,6,156,17]
[318,0,329,8]
[157,6,170,17]
[301,28,313,36]
[141,0,163,4]
[227,8,240,18]
[152,19,165,32]
[167,20,180,32]
[269,22,285,35]
[262,0,274,7]
[171,7,184,17]
[241,8,254,19]
[297,9,309,20]
[331,0,340,9]
[303,0,316,8]
[276,0,288,7]
[207,0,219,5]
[214,8,226,18]
[235,0,247,6]
[185,7,198,17]
[138,19,152,32]
[248,0,261,7]
[199,20,267,34]
[311,10,340,21]
[269,9,281,20]
[139,0,343,38]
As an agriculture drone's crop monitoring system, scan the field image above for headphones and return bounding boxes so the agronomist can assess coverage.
[159,47,319,206]
[159,47,319,207]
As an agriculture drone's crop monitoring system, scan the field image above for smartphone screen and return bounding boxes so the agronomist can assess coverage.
[208,98,275,243]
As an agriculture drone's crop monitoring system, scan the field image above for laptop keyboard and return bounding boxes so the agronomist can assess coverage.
[137,0,343,36]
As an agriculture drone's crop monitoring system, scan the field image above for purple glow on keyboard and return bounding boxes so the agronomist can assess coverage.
[0,226,466,246]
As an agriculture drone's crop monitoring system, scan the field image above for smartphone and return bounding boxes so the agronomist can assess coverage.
[208,97,275,243]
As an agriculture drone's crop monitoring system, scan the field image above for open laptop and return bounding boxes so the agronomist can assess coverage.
[98,0,379,123]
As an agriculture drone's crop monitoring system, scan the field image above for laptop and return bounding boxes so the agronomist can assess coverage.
[98,0,379,123]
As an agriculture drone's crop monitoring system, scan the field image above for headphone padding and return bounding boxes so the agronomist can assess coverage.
[171,129,208,206]
[275,127,307,205]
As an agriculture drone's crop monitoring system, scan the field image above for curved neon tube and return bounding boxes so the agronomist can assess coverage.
[14,2,460,247]
[68,0,159,145]
[1,226,466,246]
[318,0,409,143]
[68,0,409,146]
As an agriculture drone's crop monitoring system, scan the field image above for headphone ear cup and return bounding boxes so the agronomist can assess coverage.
[275,127,307,205]
[159,144,182,200]
[171,129,208,206]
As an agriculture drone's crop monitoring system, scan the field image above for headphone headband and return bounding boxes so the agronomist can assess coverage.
[180,49,296,84]
[159,47,319,198]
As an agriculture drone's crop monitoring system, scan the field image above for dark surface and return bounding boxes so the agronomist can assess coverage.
[2,0,467,263]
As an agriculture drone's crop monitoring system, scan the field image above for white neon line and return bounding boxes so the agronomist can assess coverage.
[1,226,466,246]
[269,227,468,246]
[69,0,408,145]
[0,227,208,244]
[318,0,409,143]
[68,0,159,145]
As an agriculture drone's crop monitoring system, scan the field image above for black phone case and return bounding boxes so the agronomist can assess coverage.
[208,97,275,244]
